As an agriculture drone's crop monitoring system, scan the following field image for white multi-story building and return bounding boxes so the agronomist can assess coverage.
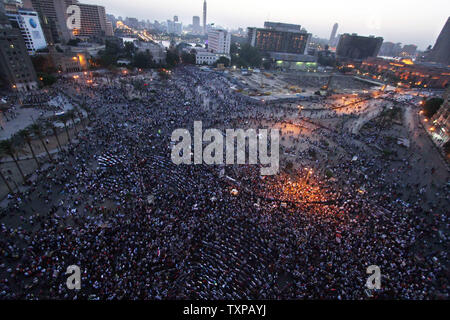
[208,29,230,54]
[195,51,220,65]
[6,8,47,54]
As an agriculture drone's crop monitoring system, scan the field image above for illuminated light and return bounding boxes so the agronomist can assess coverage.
[231,189,239,196]
[424,118,428,122]
[430,127,435,132]
[401,59,414,65]
[12,84,16,89]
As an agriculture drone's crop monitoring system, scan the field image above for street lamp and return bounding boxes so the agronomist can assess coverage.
[305,167,313,184]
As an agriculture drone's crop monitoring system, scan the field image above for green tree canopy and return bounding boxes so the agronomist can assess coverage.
[422,98,444,118]
[133,51,154,69]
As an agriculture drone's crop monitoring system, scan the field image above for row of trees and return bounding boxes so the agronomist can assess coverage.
[231,43,264,68]
[0,105,93,194]
[96,40,181,70]
[422,97,444,118]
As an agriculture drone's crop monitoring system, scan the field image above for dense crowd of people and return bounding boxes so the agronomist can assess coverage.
[0,66,448,300]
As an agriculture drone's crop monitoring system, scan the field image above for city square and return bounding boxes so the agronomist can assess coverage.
[0,0,449,304]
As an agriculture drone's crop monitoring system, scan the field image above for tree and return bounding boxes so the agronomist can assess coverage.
[133,51,154,69]
[238,44,262,68]
[0,168,13,194]
[79,102,93,122]
[67,38,81,46]
[31,55,56,74]
[181,52,196,64]
[96,52,117,68]
[105,40,122,56]
[166,50,180,68]
[61,114,72,144]
[422,98,444,118]
[66,110,78,136]
[124,42,136,59]
[17,129,40,169]
[47,122,62,151]
[74,106,86,130]
[444,140,450,157]
[31,123,52,162]
[263,59,272,70]
[37,73,57,87]
[215,56,230,68]
[0,139,26,183]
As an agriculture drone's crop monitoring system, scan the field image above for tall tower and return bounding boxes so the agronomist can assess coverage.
[203,0,207,35]
[329,23,338,44]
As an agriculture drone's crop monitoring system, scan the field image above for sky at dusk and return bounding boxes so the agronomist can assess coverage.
[82,0,450,50]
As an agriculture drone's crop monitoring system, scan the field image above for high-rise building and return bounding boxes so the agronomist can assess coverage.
[248,22,311,55]
[167,19,182,36]
[3,0,21,11]
[6,7,47,54]
[208,29,230,54]
[192,15,201,34]
[203,0,207,35]
[72,2,108,38]
[427,17,450,65]
[401,44,417,57]
[173,15,178,22]
[23,0,110,43]
[336,33,383,60]
[0,8,38,91]
[263,21,301,32]
[329,23,338,44]
[105,20,113,37]
[379,41,403,57]
[23,0,73,44]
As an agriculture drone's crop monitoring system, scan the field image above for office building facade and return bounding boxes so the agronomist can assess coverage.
[23,0,110,43]
[248,22,311,55]
[0,9,38,91]
[208,29,230,54]
[23,0,73,43]
[336,33,383,60]
[192,15,201,34]
[73,2,109,38]
[6,8,47,54]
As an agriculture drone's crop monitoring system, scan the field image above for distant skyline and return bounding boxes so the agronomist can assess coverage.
[82,0,450,50]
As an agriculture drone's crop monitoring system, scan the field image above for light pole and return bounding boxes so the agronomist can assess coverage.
[304,167,313,185]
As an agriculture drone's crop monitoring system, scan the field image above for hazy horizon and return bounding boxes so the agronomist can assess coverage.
[81,0,449,50]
